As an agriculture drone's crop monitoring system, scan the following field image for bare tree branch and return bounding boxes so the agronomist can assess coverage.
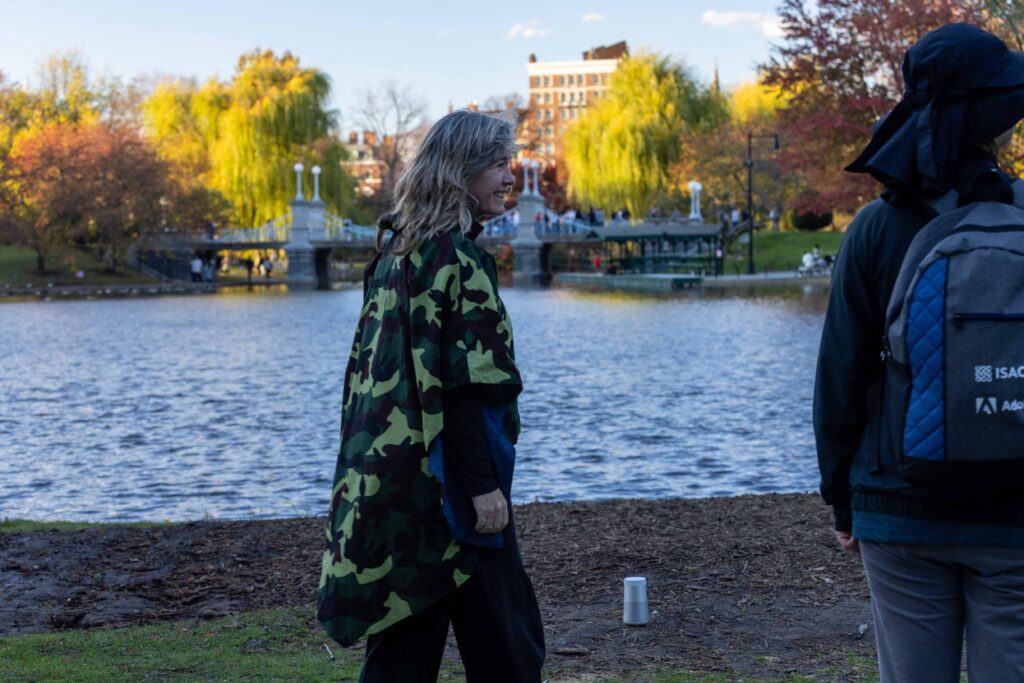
[351,81,428,197]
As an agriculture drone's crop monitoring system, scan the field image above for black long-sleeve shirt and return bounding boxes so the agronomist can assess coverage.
[813,196,929,531]
[442,384,518,497]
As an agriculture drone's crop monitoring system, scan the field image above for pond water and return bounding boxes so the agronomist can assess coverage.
[0,284,830,521]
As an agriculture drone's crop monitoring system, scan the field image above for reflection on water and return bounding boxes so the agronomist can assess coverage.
[0,284,829,521]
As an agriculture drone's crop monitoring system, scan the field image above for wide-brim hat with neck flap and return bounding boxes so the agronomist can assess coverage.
[847,23,1024,195]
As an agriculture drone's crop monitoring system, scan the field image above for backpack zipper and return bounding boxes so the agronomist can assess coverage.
[953,312,1024,330]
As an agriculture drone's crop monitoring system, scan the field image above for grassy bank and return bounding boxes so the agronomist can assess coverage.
[725,231,845,274]
[0,606,876,683]
[0,246,157,288]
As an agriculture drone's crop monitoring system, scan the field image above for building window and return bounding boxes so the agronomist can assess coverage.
[560,92,566,103]
[580,91,586,104]
[545,109,552,120]
[601,74,608,84]
[536,110,542,121]
[546,143,553,154]
[559,75,565,86]
[543,75,550,87]
[567,75,574,85]
[592,74,599,85]
[544,92,551,104]
[545,126,553,137]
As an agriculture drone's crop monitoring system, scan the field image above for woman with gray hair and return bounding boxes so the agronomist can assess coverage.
[317,109,545,682]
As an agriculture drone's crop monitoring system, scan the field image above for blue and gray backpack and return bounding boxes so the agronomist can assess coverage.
[884,187,1024,497]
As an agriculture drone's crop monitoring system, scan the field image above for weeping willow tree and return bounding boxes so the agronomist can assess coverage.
[143,50,356,228]
[563,53,728,215]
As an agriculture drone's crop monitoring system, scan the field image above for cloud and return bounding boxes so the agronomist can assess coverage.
[701,10,782,38]
[582,13,604,22]
[506,21,551,39]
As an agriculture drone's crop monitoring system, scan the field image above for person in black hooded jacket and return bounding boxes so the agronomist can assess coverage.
[815,23,1024,682]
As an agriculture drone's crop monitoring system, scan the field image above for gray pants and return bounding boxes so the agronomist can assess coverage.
[861,541,1024,683]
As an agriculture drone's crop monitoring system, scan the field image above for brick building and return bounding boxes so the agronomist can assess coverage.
[525,41,628,167]
[341,131,385,197]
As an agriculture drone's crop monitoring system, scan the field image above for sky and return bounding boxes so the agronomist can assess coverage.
[0,0,784,128]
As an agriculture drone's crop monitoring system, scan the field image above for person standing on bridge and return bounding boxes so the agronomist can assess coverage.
[317,109,545,683]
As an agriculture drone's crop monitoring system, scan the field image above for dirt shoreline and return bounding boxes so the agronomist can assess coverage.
[0,493,874,677]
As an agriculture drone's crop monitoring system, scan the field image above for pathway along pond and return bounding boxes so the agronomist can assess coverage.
[0,284,830,521]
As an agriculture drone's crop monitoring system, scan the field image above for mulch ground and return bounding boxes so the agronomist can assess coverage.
[0,494,874,678]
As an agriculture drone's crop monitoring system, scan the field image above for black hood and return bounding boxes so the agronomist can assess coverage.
[847,23,1024,196]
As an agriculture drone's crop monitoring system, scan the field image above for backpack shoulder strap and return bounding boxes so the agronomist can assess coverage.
[920,178,1024,215]
[1012,179,1024,208]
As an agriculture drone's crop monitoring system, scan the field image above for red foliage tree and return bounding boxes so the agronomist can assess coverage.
[2,122,94,273]
[762,0,998,214]
[81,124,169,272]
[3,122,169,273]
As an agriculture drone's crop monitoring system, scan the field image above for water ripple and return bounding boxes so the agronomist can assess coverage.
[0,285,829,521]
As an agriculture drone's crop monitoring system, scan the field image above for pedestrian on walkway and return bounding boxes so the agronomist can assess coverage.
[815,23,1024,682]
[317,109,545,683]
[189,254,203,283]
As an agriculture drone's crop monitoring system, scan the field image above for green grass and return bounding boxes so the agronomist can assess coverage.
[0,607,366,682]
[0,605,881,683]
[725,230,846,274]
[0,245,157,287]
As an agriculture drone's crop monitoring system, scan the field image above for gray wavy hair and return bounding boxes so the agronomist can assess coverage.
[380,109,519,254]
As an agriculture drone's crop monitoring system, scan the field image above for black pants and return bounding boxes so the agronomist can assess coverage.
[360,517,545,683]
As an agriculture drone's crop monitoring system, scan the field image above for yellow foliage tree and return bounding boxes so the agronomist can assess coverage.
[563,53,728,215]
[143,50,357,229]
[678,78,800,233]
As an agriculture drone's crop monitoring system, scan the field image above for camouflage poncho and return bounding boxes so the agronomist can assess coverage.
[317,226,521,646]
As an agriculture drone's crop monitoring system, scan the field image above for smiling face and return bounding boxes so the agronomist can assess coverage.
[467,154,515,218]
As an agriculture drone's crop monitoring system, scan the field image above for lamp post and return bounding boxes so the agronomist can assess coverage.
[311,165,322,202]
[293,162,304,201]
[745,132,780,275]
[158,196,170,231]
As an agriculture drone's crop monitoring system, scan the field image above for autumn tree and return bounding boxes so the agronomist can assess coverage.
[144,50,357,228]
[760,0,1024,214]
[32,51,98,127]
[2,122,170,274]
[2,122,97,273]
[680,81,797,233]
[563,53,728,215]
[83,124,170,272]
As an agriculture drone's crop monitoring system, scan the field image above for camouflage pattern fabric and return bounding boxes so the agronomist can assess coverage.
[317,225,521,646]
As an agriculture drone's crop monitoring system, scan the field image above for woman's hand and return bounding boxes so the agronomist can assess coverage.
[471,488,508,534]
[835,530,860,554]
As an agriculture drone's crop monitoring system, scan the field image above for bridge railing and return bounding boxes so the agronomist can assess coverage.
[211,214,292,244]
[324,213,376,242]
